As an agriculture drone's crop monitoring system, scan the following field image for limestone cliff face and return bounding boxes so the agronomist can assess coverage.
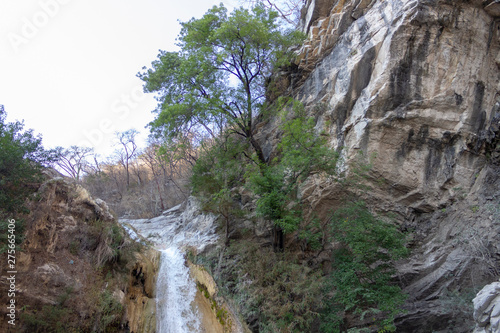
[260,0,500,331]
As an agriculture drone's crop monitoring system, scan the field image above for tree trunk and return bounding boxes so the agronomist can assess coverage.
[249,135,267,165]
[273,225,284,252]
[155,179,165,211]
[225,217,230,246]
[126,162,130,189]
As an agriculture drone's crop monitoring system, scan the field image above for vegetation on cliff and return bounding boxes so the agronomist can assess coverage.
[0,106,57,254]
[15,180,144,332]
[6,0,500,332]
[17,3,411,331]
[0,106,55,216]
[138,3,304,165]
[137,4,409,332]
[0,106,150,332]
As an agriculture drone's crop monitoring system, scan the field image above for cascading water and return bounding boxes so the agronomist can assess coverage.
[120,198,219,333]
[156,247,201,333]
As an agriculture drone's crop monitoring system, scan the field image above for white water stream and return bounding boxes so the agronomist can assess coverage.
[120,199,218,333]
[156,247,201,333]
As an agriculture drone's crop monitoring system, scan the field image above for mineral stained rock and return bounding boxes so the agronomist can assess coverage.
[258,0,500,331]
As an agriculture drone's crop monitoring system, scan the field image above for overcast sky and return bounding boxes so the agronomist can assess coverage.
[0,0,237,157]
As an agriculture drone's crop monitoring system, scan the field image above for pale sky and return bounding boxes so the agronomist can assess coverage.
[0,0,236,157]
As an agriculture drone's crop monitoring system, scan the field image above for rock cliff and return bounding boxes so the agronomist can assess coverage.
[259,0,500,331]
[0,171,155,332]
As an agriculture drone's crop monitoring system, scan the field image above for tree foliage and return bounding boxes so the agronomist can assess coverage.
[135,4,410,331]
[138,4,304,163]
[191,135,248,243]
[0,106,56,254]
[0,106,55,215]
[191,136,248,197]
[321,201,408,332]
[247,99,338,245]
[241,0,305,25]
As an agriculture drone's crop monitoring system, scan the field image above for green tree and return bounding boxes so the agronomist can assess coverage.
[0,106,55,216]
[248,100,338,249]
[191,136,248,244]
[0,106,56,253]
[138,4,304,164]
[242,0,304,25]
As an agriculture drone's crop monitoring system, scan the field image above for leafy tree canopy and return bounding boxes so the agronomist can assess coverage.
[0,106,55,216]
[248,100,338,239]
[138,4,304,163]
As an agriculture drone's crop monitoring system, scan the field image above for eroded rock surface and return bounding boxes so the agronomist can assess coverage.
[473,281,500,333]
[0,173,152,332]
[125,249,160,333]
[120,198,219,252]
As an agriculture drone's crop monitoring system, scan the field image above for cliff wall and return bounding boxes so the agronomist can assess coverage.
[0,172,156,332]
[259,0,500,331]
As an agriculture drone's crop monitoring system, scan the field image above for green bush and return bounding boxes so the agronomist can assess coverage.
[89,219,135,268]
[0,106,55,254]
[94,290,124,332]
[191,136,248,243]
[321,201,408,332]
[247,99,338,246]
[21,305,75,333]
[191,136,248,197]
[0,217,25,254]
[21,286,78,333]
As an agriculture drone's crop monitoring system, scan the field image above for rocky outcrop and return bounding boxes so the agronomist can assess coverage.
[188,262,251,333]
[189,262,251,333]
[124,249,160,333]
[121,198,219,251]
[257,0,500,331]
[473,281,500,333]
[0,173,151,332]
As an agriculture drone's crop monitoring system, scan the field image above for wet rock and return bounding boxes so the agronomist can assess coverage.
[125,249,160,333]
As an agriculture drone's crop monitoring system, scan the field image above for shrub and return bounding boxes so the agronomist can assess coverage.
[89,219,137,268]
[321,201,408,332]
[21,305,75,333]
[247,99,339,247]
[93,290,124,332]
[21,286,79,333]
[209,240,324,333]
[0,106,55,253]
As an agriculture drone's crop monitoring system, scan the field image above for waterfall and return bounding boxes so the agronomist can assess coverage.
[120,198,218,333]
[156,247,201,333]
